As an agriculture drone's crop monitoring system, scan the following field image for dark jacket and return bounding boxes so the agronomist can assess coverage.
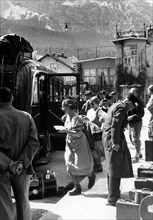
[102,101,133,178]
[128,99,144,124]
[80,100,91,115]
[0,105,40,174]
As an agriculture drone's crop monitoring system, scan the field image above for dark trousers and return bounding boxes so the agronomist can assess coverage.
[0,169,31,220]
[129,121,142,154]
[107,175,121,203]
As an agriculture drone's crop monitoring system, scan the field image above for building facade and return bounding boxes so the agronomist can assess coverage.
[112,25,153,103]
[38,53,78,97]
[75,57,116,93]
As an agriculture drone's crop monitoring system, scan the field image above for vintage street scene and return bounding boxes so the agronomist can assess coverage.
[0,1,153,220]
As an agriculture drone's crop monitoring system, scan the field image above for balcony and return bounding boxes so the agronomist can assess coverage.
[116,29,146,39]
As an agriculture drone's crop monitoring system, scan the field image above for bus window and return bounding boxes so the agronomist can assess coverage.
[32,76,39,104]
[49,77,64,102]
[32,75,45,104]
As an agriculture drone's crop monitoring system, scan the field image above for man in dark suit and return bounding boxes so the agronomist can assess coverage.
[102,93,139,206]
[0,87,40,220]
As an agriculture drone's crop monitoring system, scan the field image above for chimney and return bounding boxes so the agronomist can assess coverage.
[52,52,56,57]
[61,52,67,58]
[47,45,51,54]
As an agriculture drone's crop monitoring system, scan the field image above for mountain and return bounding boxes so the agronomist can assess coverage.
[0,0,153,57]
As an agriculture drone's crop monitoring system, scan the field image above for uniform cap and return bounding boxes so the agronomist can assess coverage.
[127,93,139,105]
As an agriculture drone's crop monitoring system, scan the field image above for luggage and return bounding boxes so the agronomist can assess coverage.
[129,188,152,204]
[29,170,57,200]
[29,175,43,200]
[0,34,33,93]
[43,171,57,198]
[139,195,153,220]
[145,140,153,161]
[134,178,153,191]
[0,34,33,65]
[116,199,140,220]
[137,164,153,178]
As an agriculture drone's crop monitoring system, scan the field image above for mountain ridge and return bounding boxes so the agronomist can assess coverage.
[0,0,153,57]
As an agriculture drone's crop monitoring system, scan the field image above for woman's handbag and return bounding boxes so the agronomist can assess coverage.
[93,131,103,141]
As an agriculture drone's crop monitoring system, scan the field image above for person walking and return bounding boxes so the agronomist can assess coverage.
[127,87,144,163]
[99,90,106,107]
[108,91,118,106]
[59,99,95,196]
[80,90,93,115]
[0,87,40,220]
[146,85,153,140]
[102,93,139,206]
[86,96,106,172]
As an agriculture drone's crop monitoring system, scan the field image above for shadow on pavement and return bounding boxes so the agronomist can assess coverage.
[39,211,63,220]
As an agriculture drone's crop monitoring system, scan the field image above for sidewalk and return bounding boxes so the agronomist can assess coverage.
[36,155,148,220]
[30,109,151,220]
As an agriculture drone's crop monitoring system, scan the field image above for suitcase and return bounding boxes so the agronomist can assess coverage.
[116,199,140,220]
[139,195,153,220]
[137,164,153,178]
[29,170,57,200]
[29,174,43,200]
[129,188,152,204]
[145,140,153,161]
[134,178,153,191]
[43,170,58,197]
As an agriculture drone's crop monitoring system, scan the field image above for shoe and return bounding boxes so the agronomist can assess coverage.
[68,186,82,196]
[88,173,96,189]
[139,153,143,159]
[93,164,103,173]
[106,201,116,207]
[64,182,74,192]
[132,157,139,163]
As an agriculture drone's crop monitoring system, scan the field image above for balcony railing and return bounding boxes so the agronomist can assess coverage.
[116,30,146,39]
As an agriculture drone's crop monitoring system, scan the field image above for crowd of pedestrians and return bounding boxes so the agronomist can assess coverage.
[59,86,153,207]
[1,85,153,220]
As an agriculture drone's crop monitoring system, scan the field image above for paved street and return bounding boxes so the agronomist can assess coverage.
[29,108,152,220]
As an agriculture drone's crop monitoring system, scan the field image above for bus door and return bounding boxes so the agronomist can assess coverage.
[32,71,81,156]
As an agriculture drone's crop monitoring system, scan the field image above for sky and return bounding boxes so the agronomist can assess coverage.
[145,0,153,3]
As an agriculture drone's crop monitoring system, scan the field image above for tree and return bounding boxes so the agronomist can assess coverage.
[115,64,147,98]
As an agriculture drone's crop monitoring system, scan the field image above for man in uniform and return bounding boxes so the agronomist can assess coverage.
[102,93,139,206]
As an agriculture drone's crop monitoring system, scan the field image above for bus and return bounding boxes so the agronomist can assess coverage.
[0,34,81,164]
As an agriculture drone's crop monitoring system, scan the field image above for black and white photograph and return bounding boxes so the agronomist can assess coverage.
[0,0,153,219]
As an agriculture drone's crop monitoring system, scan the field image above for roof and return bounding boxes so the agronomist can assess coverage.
[75,56,116,64]
[38,53,74,70]
[112,37,148,44]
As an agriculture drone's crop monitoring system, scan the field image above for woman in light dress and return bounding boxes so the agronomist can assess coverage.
[59,99,95,196]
